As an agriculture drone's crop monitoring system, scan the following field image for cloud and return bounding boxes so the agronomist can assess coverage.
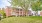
[2,0,11,6]
[0,0,11,8]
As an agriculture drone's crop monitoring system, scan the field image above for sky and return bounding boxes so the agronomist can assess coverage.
[0,0,11,8]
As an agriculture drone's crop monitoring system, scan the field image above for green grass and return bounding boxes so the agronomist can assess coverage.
[0,16,42,23]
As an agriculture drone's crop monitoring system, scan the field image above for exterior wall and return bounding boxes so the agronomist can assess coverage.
[28,10,32,15]
[5,7,26,17]
[19,9,25,16]
[5,8,12,17]
[13,9,25,16]
[40,11,42,16]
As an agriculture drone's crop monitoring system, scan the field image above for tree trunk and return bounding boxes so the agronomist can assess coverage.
[25,11,29,17]
[35,11,38,16]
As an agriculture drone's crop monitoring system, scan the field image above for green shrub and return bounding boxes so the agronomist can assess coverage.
[0,10,6,18]
[3,13,6,18]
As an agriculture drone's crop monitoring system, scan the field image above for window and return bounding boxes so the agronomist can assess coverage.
[20,9,22,11]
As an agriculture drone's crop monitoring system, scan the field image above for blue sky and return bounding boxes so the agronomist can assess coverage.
[0,0,11,8]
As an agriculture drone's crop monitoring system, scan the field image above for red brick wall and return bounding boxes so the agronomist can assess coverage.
[40,11,42,16]
[5,7,30,17]
[5,8,12,17]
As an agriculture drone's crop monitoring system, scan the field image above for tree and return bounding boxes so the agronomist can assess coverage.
[9,0,30,16]
[0,10,6,18]
[32,0,42,11]
[31,0,42,15]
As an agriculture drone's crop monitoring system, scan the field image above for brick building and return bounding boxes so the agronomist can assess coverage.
[5,6,32,17]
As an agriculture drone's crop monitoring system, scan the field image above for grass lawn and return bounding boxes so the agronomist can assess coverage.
[0,16,42,23]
